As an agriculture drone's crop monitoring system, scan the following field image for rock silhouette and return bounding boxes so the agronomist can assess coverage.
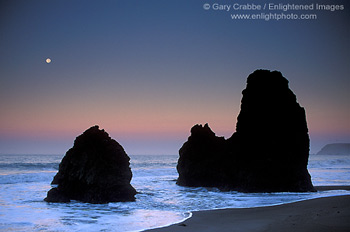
[45,126,136,203]
[177,70,315,192]
[177,123,229,187]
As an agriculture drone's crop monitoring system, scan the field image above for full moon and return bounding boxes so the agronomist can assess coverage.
[46,58,51,64]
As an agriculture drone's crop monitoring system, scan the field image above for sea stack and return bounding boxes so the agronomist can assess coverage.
[177,70,315,192]
[45,126,137,203]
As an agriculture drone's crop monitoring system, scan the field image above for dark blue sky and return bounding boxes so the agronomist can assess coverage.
[0,0,349,154]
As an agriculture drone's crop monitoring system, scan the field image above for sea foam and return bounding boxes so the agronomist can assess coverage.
[0,154,349,231]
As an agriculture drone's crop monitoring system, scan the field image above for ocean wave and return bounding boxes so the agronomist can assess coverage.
[308,155,350,169]
[0,162,59,171]
[0,171,56,184]
[0,154,349,232]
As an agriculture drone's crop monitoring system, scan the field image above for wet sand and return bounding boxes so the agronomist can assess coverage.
[147,186,350,232]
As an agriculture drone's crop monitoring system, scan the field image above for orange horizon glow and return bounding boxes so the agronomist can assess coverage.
[1,87,348,142]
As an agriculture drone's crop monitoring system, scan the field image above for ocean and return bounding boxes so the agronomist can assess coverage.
[0,154,349,232]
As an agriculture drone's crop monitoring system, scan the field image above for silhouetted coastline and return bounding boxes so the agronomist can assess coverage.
[316,143,350,156]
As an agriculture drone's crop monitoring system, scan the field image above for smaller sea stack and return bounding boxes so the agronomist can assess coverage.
[45,125,136,203]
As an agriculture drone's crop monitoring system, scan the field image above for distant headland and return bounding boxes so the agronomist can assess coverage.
[316,143,350,156]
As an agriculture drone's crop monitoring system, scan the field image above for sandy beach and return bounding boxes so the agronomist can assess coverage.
[147,186,350,232]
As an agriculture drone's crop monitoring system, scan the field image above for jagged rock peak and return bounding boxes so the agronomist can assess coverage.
[190,123,216,137]
[246,69,289,89]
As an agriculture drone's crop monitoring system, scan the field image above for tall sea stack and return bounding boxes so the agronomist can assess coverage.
[45,126,137,203]
[177,70,315,192]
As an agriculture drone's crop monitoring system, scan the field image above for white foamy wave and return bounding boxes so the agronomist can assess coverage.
[308,154,350,186]
[0,154,349,232]
[0,171,56,184]
[130,155,177,170]
[309,155,350,169]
